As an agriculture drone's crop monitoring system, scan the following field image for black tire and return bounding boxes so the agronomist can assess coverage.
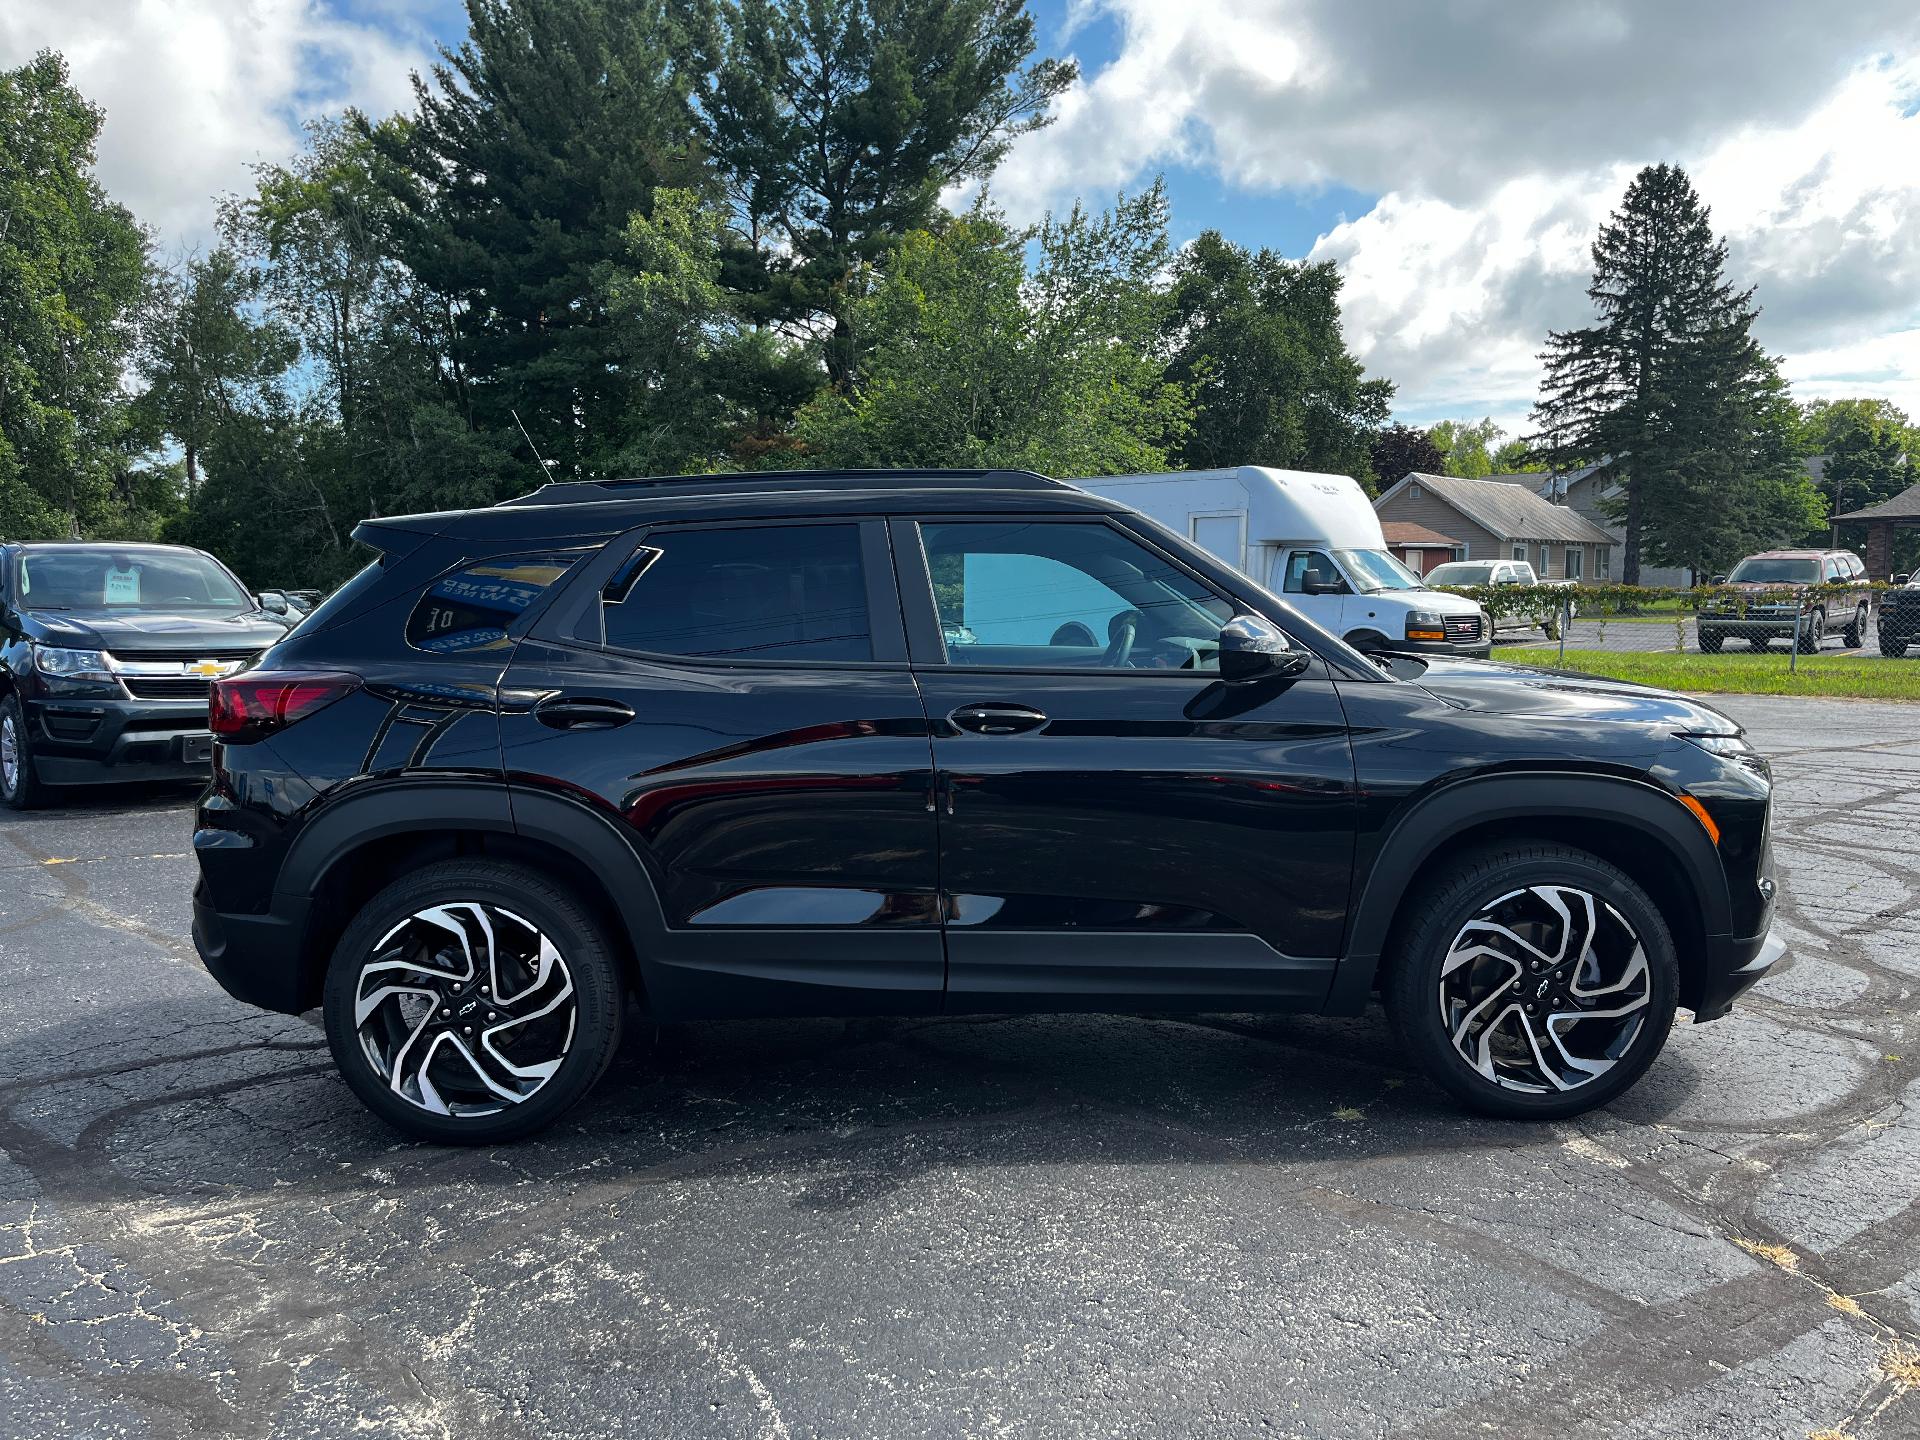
[0,692,45,811]
[1842,606,1866,649]
[1796,608,1825,654]
[322,859,625,1144]
[1382,842,1680,1121]
[1541,615,1561,641]
[1881,628,1909,659]
[1697,630,1723,654]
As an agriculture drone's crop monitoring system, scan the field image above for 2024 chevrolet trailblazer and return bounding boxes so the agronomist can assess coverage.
[189,470,1782,1143]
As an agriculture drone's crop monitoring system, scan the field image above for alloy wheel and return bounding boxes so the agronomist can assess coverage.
[353,902,576,1117]
[1,714,18,796]
[1438,884,1651,1093]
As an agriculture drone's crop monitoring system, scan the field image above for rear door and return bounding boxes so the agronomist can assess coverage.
[501,517,942,1019]
[896,515,1357,1011]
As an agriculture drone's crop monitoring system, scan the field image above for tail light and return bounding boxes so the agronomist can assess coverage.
[210,672,361,744]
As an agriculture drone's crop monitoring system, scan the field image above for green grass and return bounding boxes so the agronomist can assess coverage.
[1500,647,1920,700]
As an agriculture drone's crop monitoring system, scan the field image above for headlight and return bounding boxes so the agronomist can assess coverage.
[32,646,117,683]
[1678,732,1753,758]
[1404,610,1447,641]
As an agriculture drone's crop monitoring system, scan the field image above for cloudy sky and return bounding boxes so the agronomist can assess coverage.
[5,0,1918,441]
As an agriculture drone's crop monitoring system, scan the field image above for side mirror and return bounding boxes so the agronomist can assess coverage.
[1303,576,1348,596]
[1710,575,1728,586]
[257,590,289,615]
[1218,615,1310,683]
[1895,574,1911,586]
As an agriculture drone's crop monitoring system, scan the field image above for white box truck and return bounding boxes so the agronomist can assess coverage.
[1073,466,1491,658]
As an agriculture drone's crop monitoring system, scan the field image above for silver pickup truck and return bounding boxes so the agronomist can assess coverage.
[1423,559,1571,639]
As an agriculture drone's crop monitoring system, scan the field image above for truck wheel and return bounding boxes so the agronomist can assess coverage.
[322,859,625,1144]
[0,693,44,811]
[1541,615,1561,641]
[1382,842,1679,1120]
[1697,630,1723,654]
[1796,609,1825,653]
[1842,605,1867,649]
[1882,628,1909,659]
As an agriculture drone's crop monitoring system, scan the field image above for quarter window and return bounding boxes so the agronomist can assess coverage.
[603,524,871,662]
[407,552,585,654]
[918,522,1231,671]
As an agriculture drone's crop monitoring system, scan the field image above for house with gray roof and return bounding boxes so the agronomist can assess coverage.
[1374,472,1616,582]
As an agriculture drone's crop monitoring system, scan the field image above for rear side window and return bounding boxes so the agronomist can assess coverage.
[407,552,586,654]
[603,524,871,662]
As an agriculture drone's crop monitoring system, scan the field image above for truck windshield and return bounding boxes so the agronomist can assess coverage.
[1726,557,1820,585]
[1335,549,1425,593]
[18,548,251,611]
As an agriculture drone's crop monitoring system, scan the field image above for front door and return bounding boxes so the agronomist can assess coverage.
[895,517,1358,1010]
[502,518,942,1018]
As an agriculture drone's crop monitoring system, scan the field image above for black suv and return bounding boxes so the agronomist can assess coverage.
[1880,570,1917,657]
[2,542,289,808]
[191,470,1782,1142]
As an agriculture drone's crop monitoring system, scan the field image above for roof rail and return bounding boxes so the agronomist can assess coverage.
[498,468,1067,507]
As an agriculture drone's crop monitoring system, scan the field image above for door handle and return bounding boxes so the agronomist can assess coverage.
[533,696,635,731]
[949,702,1048,736]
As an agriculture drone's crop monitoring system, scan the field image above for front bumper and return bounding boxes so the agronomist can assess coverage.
[25,695,215,785]
[1393,637,1493,660]
[1693,926,1786,1022]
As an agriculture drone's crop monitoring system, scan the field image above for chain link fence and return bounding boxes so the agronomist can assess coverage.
[1431,580,1919,687]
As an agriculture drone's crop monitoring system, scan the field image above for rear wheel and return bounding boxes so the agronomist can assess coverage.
[322,859,625,1144]
[0,693,44,811]
[1842,605,1867,649]
[1383,843,1679,1120]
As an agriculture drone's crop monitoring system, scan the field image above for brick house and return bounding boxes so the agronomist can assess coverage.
[1374,472,1615,582]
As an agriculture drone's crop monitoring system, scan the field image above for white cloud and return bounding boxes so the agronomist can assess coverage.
[0,0,433,252]
[1002,2,1920,429]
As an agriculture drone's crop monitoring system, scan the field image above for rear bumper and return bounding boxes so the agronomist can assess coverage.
[192,880,317,1014]
[26,696,213,785]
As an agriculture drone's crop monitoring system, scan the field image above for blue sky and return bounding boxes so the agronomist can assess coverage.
[4,0,1917,437]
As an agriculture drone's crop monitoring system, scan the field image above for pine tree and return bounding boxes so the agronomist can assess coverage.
[1530,164,1817,582]
[365,0,712,476]
[700,0,1075,387]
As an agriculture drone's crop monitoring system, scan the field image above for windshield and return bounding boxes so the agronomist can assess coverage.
[1425,563,1494,586]
[1333,549,1425,592]
[1727,557,1819,585]
[17,548,252,611]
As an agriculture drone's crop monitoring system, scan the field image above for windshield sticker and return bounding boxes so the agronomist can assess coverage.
[103,567,141,605]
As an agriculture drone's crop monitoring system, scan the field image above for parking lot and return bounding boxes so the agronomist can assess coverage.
[0,694,1915,1440]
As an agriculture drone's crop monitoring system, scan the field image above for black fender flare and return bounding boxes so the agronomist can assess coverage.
[1324,770,1732,1013]
[275,777,671,999]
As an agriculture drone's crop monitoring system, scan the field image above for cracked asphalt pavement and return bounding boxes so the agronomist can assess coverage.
[1,694,1917,1440]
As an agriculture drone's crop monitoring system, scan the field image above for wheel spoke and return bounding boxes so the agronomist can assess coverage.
[353,900,577,1120]
[1439,882,1652,1094]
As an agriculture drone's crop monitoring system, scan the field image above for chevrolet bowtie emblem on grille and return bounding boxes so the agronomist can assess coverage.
[187,659,236,678]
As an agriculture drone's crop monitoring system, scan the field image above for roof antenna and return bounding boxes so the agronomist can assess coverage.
[511,409,558,476]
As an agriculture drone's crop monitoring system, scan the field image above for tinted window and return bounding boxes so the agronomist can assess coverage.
[407,552,585,654]
[604,524,870,662]
[919,521,1230,671]
[1728,557,1819,584]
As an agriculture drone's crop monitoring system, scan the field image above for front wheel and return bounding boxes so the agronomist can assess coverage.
[1882,628,1910,659]
[1697,629,1724,654]
[1382,843,1679,1120]
[1540,614,1561,641]
[0,693,44,811]
[322,859,625,1143]
[1797,609,1825,653]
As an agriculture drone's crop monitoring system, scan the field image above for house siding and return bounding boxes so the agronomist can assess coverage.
[1375,488,1504,561]
[1378,483,1613,582]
